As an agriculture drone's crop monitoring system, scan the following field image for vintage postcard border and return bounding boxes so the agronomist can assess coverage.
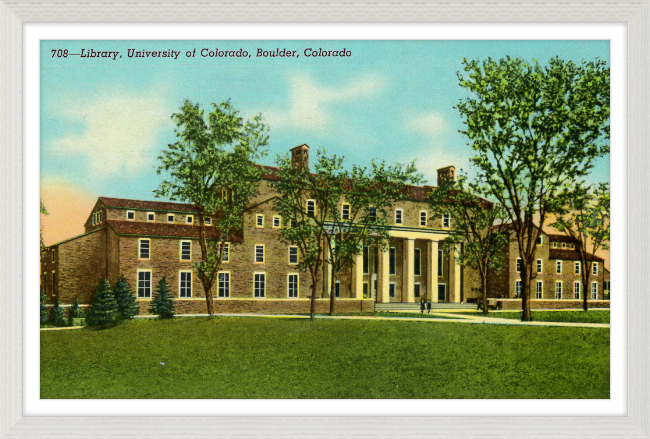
[1,1,648,438]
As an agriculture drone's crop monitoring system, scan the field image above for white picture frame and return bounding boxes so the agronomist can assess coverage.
[1,1,646,437]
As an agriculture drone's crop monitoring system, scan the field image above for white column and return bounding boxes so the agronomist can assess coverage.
[377,246,390,303]
[352,253,364,299]
[403,239,415,303]
[451,244,462,303]
[427,240,439,303]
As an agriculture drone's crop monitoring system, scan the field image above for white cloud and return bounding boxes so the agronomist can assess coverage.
[412,149,469,186]
[49,88,170,176]
[263,73,386,133]
[407,112,448,139]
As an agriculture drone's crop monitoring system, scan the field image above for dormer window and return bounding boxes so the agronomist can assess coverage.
[147,212,155,222]
[562,243,567,249]
[552,242,557,248]
[126,210,135,220]
[167,214,175,223]
[186,215,193,224]
[204,217,211,226]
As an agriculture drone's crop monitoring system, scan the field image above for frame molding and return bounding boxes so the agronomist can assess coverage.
[2,1,647,438]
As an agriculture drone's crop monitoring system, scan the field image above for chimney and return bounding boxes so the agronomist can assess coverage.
[437,166,456,186]
[290,144,309,170]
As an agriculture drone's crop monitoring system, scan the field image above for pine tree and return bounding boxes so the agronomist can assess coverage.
[151,276,175,319]
[87,279,118,327]
[113,276,138,321]
[50,298,67,327]
[40,291,50,325]
[67,298,85,326]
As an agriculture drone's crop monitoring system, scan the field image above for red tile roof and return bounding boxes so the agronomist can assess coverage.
[99,196,201,213]
[549,249,604,262]
[106,219,242,241]
[547,234,579,244]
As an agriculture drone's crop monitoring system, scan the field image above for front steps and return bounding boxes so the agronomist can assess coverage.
[375,302,476,312]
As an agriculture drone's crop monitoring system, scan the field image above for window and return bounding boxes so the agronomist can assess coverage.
[537,235,543,246]
[395,209,403,224]
[516,258,522,273]
[369,207,377,222]
[552,242,558,248]
[147,212,155,222]
[254,245,264,263]
[186,215,193,224]
[537,259,542,273]
[389,282,396,298]
[180,241,191,261]
[51,271,56,296]
[306,200,315,216]
[556,281,562,299]
[575,262,581,274]
[204,217,211,226]
[288,274,299,298]
[289,246,298,264]
[363,282,369,298]
[341,204,350,220]
[92,212,96,225]
[273,216,281,228]
[574,282,580,299]
[137,270,151,298]
[218,272,230,297]
[167,214,174,223]
[335,281,340,298]
[414,249,421,276]
[420,211,427,227]
[256,214,264,227]
[43,272,47,294]
[443,213,450,228]
[51,249,55,263]
[536,281,543,299]
[438,250,443,276]
[414,283,421,298]
[139,239,150,260]
[562,243,567,249]
[556,261,562,274]
[592,262,598,275]
[126,210,135,220]
[363,246,369,274]
[515,280,522,298]
[254,273,265,297]
[591,282,598,300]
[389,247,396,275]
[220,242,230,262]
[179,271,192,298]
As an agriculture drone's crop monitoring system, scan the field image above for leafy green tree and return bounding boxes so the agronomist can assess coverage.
[151,276,175,319]
[87,279,119,327]
[113,276,138,320]
[40,291,50,325]
[49,298,67,327]
[155,99,269,316]
[456,56,609,321]
[40,201,48,294]
[430,173,509,313]
[273,148,421,316]
[551,182,610,311]
[67,298,85,325]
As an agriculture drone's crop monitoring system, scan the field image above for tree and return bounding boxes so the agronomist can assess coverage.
[87,279,119,327]
[456,56,610,321]
[273,148,421,316]
[151,276,175,319]
[155,99,269,316]
[429,172,509,313]
[40,201,48,293]
[113,276,138,320]
[67,298,85,326]
[551,182,610,311]
[49,298,67,327]
[40,291,49,325]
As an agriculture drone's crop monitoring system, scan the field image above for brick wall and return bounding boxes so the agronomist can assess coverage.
[55,229,107,303]
[497,299,610,310]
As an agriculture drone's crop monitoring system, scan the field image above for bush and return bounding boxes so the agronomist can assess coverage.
[67,298,85,326]
[87,279,118,327]
[151,276,175,319]
[49,298,67,327]
[40,291,50,325]
[113,276,138,321]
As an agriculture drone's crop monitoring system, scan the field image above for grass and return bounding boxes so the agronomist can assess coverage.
[455,310,610,324]
[41,316,609,399]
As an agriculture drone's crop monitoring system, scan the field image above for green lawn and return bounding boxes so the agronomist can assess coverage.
[41,317,609,399]
[455,310,610,324]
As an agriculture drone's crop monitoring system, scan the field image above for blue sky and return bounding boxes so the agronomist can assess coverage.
[41,39,610,202]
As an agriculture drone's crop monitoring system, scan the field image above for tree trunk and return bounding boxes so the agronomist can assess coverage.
[201,278,214,316]
[583,264,590,312]
[329,262,336,316]
[309,268,317,319]
[521,275,532,322]
[481,270,489,314]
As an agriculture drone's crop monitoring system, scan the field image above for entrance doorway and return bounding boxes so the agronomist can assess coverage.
[438,283,446,302]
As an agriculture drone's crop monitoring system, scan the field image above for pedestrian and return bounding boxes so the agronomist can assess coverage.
[427,301,431,313]
[420,300,425,313]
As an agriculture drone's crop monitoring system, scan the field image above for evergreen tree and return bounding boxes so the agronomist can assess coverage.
[151,276,175,319]
[40,291,50,325]
[67,297,85,326]
[113,276,138,320]
[49,298,67,327]
[87,279,118,327]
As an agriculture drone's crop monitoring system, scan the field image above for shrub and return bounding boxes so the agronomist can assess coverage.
[49,298,67,327]
[67,298,85,326]
[87,279,118,327]
[151,276,175,319]
[113,276,138,321]
[40,291,50,325]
